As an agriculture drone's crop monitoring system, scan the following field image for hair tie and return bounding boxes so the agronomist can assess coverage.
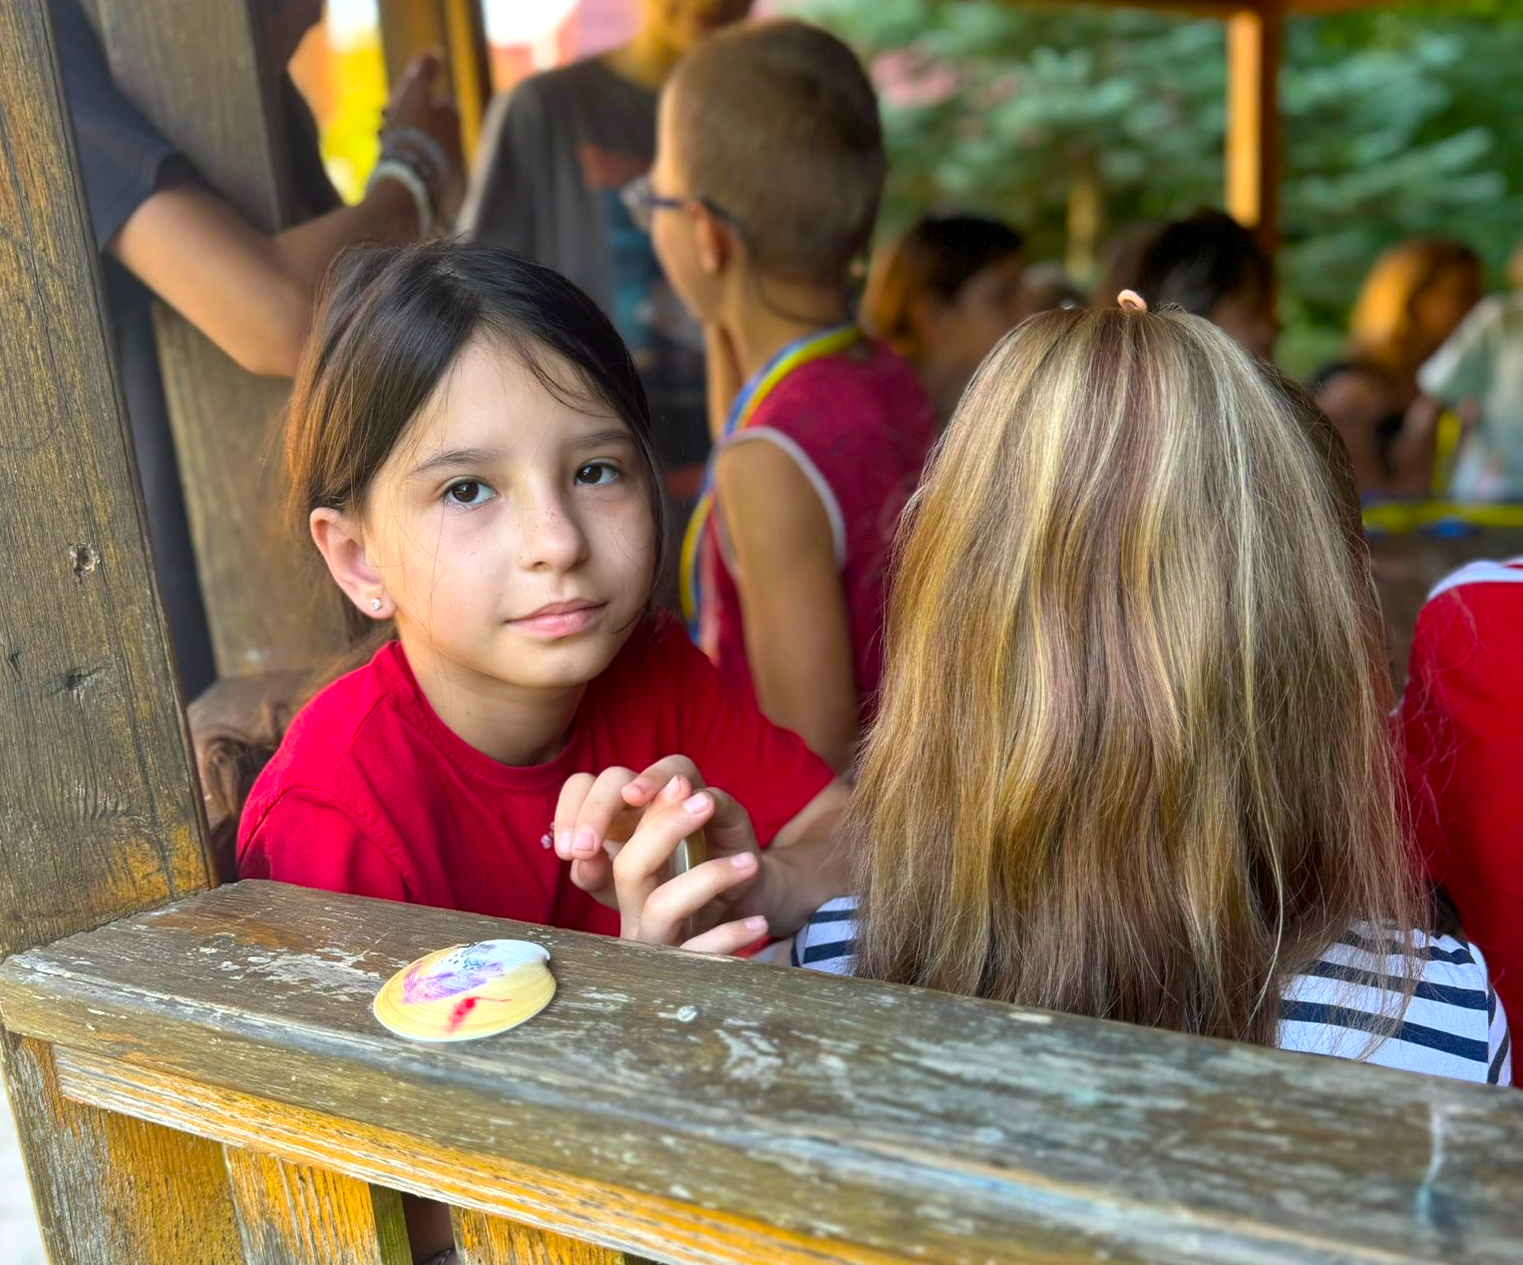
[1117,289,1148,313]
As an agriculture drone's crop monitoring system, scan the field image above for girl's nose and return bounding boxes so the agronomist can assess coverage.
[518,489,589,572]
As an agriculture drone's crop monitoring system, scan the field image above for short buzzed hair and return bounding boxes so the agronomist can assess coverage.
[668,20,884,286]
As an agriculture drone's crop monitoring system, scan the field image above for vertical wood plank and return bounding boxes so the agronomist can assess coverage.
[442,0,492,163]
[379,0,491,163]
[451,1207,658,1265]
[3,1035,244,1265]
[0,0,213,958]
[226,1147,411,1265]
[91,0,350,676]
[0,3,244,1259]
[1225,0,1283,257]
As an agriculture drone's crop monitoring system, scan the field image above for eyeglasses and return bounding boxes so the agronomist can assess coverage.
[620,173,746,239]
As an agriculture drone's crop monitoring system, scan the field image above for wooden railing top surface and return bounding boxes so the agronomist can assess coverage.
[2,880,1521,1265]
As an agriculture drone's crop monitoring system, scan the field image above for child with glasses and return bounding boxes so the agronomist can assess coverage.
[638,20,938,774]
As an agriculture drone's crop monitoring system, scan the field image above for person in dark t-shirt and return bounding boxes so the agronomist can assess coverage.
[461,0,754,475]
[49,0,460,695]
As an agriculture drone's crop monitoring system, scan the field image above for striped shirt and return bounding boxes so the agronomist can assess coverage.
[794,897,1512,1085]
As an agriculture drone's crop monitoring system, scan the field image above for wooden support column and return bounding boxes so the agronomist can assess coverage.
[226,1148,411,1265]
[1226,1,1284,256]
[0,3,242,1260]
[90,0,350,678]
[452,1208,656,1265]
[379,0,492,162]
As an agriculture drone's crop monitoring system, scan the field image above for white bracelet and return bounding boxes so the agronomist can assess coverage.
[368,157,434,238]
[382,126,451,189]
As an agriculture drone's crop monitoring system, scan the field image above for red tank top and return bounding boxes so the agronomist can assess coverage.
[698,339,937,719]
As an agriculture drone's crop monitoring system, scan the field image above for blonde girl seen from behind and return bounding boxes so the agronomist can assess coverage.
[788,304,1509,1082]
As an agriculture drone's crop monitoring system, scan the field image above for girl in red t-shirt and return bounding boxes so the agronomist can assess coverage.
[238,240,849,956]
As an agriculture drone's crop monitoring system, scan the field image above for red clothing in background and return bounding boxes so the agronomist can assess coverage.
[239,611,833,933]
[1402,557,1523,1047]
[699,339,937,718]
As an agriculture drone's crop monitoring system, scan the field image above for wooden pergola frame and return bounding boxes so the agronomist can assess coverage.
[1025,0,1395,253]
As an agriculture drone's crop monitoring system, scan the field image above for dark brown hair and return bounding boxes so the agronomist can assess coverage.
[1097,209,1271,318]
[668,20,884,287]
[862,213,1026,358]
[285,239,666,561]
[204,241,669,846]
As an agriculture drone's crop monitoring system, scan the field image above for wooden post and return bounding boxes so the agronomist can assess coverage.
[0,3,244,1260]
[89,0,350,679]
[379,0,492,163]
[1226,0,1284,256]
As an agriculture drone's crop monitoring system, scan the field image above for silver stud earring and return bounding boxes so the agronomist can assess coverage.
[369,597,383,613]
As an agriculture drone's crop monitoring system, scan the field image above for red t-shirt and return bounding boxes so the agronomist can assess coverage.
[1401,557,1523,1045]
[699,339,937,717]
[237,612,833,934]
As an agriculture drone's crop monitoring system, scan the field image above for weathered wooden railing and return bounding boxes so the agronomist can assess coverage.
[4,880,1523,1265]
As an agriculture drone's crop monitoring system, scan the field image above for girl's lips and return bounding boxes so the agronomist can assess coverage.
[508,603,606,636]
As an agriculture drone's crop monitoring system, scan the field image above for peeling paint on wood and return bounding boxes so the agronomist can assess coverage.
[2,882,1522,1264]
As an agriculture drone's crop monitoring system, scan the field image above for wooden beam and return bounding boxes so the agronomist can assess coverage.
[378,0,492,164]
[91,0,350,678]
[225,1146,411,1264]
[0,2,240,1258]
[6,882,1523,1265]
[1226,0,1284,255]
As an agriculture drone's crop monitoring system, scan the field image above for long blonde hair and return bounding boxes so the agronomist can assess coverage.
[851,306,1420,1045]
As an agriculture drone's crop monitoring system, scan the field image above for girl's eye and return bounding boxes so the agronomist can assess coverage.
[575,462,620,487]
[444,479,495,507]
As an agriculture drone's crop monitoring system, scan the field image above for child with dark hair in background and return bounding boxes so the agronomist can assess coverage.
[1098,209,1276,360]
[639,20,939,773]
[861,212,1027,425]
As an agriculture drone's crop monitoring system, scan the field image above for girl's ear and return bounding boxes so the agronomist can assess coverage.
[909,291,948,347]
[310,507,392,620]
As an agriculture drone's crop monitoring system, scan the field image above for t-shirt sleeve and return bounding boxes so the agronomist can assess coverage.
[50,0,197,249]
[655,621,834,848]
[237,789,410,904]
[458,81,543,251]
[1417,298,1498,405]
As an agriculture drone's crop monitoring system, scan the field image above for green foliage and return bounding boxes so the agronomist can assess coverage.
[782,0,1523,377]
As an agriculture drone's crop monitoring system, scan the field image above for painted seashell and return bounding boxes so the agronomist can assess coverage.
[373,939,555,1042]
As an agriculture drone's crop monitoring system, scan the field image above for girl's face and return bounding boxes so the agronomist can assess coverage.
[339,338,656,695]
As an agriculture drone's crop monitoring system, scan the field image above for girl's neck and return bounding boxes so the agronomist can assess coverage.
[725,282,855,380]
[403,638,585,767]
[601,28,682,94]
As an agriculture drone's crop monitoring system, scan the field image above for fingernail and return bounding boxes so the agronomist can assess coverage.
[730,852,756,869]
[572,826,597,856]
[628,777,650,797]
[744,916,767,932]
[663,775,685,802]
[556,828,572,855]
[683,792,710,814]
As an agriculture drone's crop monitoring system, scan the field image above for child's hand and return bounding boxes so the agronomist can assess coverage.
[553,755,724,900]
[553,759,768,948]
[610,775,768,953]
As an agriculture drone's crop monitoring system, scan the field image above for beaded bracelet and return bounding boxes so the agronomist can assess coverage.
[381,126,451,193]
[368,156,434,237]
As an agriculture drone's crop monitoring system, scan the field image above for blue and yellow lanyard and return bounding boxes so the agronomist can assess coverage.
[680,323,861,638]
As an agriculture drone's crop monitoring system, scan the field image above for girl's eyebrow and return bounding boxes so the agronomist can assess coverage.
[571,426,637,448]
[410,446,505,477]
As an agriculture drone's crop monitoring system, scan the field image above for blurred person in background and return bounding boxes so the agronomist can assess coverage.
[1416,253,1523,501]
[463,0,754,478]
[1095,210,1276,361]
[860,212,1027,425]
[1018,261,1086,317]
[51,0,460,696]
[1314,239,1483,499]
